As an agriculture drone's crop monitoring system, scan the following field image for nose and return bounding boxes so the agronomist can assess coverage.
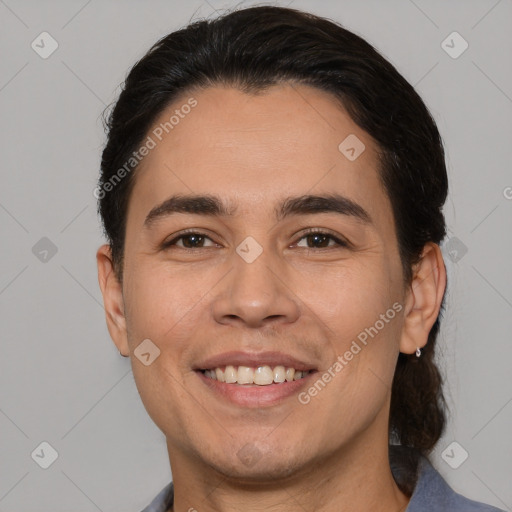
[211,246,301,329]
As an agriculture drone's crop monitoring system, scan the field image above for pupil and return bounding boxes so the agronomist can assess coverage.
[309,234,327,248]
[184,234,203,248]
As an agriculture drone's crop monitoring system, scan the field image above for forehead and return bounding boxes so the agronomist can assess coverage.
[127,84,394,234]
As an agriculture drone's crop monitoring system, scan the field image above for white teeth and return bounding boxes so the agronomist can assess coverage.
[273,365,286,383]
[237,365,254,384]
[224,365,237,384]
[202,365,311,385]
[254,366,274,385]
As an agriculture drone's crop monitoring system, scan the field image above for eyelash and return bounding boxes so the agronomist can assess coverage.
[161,228,349,251]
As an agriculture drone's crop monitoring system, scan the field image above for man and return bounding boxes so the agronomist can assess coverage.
[96,6,504,511]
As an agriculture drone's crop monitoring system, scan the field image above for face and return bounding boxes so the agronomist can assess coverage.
[108,84,412,479]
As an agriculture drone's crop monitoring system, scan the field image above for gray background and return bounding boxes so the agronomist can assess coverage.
[1,0,511,510]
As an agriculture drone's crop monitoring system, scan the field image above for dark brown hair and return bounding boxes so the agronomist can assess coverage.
[98,5,448,455]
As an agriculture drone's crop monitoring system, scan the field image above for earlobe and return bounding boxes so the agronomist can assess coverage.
[96,244,130,356]
[399,242,447,355]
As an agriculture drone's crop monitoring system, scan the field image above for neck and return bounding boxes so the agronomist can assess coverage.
[166,420,410,512]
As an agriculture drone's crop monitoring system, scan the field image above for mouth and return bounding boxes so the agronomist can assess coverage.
[192,352,318,407]
[198,365,313,385]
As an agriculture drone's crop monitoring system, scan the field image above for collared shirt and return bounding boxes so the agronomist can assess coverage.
[140,446,505,512]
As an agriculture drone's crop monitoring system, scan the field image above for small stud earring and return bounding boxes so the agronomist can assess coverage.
[415,347,421,358]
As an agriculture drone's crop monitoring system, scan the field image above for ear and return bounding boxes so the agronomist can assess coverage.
[96,244,130,356]
[400,242,447,355]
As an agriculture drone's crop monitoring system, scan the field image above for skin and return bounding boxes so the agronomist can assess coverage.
[97,84,446,512]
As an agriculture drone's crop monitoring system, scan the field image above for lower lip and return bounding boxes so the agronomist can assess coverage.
[195,371,317,407]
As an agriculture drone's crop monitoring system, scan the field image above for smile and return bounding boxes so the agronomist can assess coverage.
[200,365,312,386]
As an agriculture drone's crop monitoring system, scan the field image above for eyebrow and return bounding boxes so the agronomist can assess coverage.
[143,193,373,228]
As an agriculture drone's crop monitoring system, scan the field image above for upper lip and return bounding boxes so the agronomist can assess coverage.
[194,351,318,372]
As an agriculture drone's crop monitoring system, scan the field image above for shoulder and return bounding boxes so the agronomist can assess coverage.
[139,481,174,512]
[409,455,506,512]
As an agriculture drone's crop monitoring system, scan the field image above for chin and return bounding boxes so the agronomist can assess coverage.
[203,444,308,483]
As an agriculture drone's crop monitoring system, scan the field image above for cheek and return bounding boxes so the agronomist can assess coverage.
[301,257,403,407]
[131,360,193,442]
[303,258,402,340]
[123,261,207,345]
[123,264,206,433]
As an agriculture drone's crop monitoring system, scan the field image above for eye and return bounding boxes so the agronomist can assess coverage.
[295,229,349,249]
[162,231,217,250]
[161,229,349,251]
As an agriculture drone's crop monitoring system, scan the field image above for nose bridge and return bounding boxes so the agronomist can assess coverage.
[212,237,300,327]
